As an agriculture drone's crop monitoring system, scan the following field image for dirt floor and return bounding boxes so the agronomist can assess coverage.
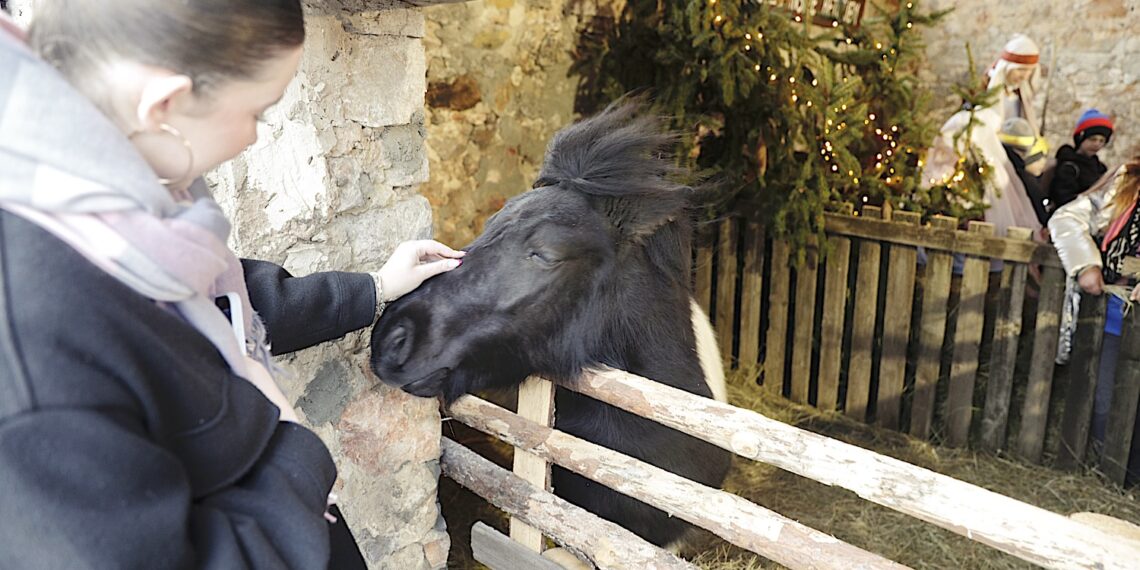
[439,375,1140,569]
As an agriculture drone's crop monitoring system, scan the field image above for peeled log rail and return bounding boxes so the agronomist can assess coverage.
[439,437,694,570]
[448,395,909,570]
[563,368,1140,570]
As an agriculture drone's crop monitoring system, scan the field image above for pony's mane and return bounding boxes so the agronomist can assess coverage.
[533,100,689,211]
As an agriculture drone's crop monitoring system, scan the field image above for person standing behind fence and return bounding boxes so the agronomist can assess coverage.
[0,2,463,568]
[1049,158,1140,486]
[1048,109,1113,211]
[999,117,1049,226]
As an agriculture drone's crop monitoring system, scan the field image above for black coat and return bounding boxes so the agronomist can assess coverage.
[1003,145,1049,226]
[0,211,377,569]
[1049,144,1109,209]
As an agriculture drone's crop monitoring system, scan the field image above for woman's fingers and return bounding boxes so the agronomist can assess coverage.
[416,240,466,261]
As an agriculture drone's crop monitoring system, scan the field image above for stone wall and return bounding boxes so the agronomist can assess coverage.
[922,0,1140,167]
[209,5,449,567]
[8,1,465,568]
[418,0,618,246]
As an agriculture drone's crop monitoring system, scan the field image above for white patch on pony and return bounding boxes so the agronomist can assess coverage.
[690,299,726,403]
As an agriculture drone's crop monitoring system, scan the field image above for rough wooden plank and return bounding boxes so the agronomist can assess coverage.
[1103,310,1140,485]
[738,222,765,373]
[441,438,694,570]
[716,218,739,365]
[945,222,994,447]
[910,215,957,440]
[846,206,883,420]
[511,377,555,551]
[1016,265,1067,462]
[1057,293,1107,470]
[818,236,851,411]
[824,213,1062,268]
[565,368,1140,570]
[765,240,791,395]
[877,211,920,429]
[790,245,819,404]
[450,395,910,570]
[472,523,566,570]
[980,227,1032,451]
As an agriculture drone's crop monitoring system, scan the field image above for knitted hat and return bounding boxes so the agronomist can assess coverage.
[999,117,1037,150]
[1073,109,1114,146]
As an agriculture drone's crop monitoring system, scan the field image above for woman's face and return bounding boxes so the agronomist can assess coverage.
[139,46,304,190]
[1004,66,1033,87]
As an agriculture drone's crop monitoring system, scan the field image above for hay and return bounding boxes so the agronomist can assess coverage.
[684,371,1140,569]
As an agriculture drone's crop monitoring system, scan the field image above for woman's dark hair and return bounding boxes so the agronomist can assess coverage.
[29,0,304,117]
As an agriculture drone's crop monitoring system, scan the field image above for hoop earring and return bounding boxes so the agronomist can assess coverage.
[128,123,195,188]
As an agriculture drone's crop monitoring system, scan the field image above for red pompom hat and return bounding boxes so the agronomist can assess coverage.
[1073,109,1114,146]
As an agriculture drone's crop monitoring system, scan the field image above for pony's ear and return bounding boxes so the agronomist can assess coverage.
[596,193,686,241]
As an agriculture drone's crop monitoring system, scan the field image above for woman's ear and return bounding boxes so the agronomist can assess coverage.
[135,73,193,131]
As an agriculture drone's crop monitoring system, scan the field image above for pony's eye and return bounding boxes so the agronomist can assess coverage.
[527,251,559,266]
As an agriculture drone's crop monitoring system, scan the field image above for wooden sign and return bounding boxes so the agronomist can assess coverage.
[751,0,867,28]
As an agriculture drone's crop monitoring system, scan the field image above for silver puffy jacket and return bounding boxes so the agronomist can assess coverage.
[1047,166,1124,363]
[1048,166,1125,277]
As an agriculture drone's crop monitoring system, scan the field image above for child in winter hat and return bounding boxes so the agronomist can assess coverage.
[1073,109,1114,148]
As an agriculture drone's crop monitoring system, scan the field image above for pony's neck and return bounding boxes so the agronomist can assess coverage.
[592,259,705,394]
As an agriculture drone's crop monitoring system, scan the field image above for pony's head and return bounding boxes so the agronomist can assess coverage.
[370,100,693,401]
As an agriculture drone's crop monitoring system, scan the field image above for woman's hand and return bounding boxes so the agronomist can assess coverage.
[1131,282,1140,302]
[377,240,466,301]
[1078,266,1105,296]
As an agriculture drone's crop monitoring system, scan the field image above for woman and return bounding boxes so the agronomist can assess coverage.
[1050,157,1140,486]
[0,1,461,567]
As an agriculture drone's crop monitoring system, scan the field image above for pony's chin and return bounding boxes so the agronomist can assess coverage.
[397,367,452,398]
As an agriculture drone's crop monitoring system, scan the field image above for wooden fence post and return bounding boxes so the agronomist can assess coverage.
[790,243,819,404]
[945,221,994,447]
[716,219,739,365]
[847,205,883,420]
[765,240,791,395]
[980,227,1032,451]
[878,210,920,429]
[1016,265,1066,462]
[1057,292,1107,470]
[910,215,957,439]
[1102,309,1140,485]
[818,233,852,411]
[738,221,765,374]
[510,377,555,552]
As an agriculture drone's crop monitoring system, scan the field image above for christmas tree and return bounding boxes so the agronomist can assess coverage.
[573,1,971,256]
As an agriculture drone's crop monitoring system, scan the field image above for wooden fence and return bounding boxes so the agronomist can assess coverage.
[440,371,1140,569]
[693,206,1140,484]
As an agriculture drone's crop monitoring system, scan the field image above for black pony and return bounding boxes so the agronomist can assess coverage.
[371,101,731,547]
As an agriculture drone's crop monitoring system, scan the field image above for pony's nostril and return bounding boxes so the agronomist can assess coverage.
[385,325,413,367]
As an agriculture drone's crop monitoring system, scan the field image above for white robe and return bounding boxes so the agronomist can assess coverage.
[922,105,1042,237]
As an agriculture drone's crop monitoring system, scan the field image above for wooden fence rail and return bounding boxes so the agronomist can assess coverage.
[694,208,1140,478]
[448,394,908,570]
[439,437,693,570]
[443,369,1140,569]
[565,368,1140,570]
